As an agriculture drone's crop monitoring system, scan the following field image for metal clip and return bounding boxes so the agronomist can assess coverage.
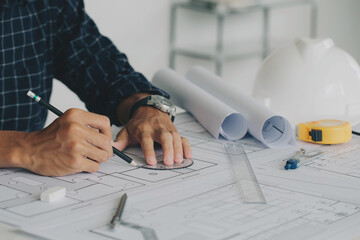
[284,148,324,170]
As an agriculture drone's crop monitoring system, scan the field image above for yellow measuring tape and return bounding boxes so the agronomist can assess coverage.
[298,120,352,144]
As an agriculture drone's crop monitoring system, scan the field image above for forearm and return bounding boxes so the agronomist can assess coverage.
[116,92,151,125]
[52,1,168,126]
[0,131,31,168]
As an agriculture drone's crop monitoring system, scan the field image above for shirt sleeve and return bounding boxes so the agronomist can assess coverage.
[53,0,169,126]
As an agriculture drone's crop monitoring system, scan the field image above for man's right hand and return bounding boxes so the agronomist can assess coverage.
[18,109,113,176]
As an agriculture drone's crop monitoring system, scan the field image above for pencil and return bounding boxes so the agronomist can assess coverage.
[352,131,360,136]
[27,91,137,167]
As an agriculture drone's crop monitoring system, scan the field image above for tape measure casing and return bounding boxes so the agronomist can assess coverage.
[298,120,351,144]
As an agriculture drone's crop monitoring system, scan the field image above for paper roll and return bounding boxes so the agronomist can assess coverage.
[152,68,248,140]
[186,66,296,148]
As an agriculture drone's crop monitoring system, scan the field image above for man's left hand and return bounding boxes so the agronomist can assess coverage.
[113,99,192,166]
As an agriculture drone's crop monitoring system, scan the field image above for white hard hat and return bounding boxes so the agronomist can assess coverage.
[253,38,360,128]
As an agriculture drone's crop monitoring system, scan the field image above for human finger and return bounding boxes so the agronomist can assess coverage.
[64,109,112,138]
[158,131,174,165]
[65,155,100,173]
[113,128,130,151]
[182,137,192,159]
[82,142,110,164]
[79,158,100,173]
[84,127,113,159]
[140,132,157,165]
[172,131,183,164]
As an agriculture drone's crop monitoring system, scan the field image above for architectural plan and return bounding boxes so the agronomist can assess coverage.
[152,67,295,148]
[0,113,360,239]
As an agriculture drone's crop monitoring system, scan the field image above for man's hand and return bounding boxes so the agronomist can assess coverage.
[113,93,192,166]
[20,109,113,176]
[114,107,192,165]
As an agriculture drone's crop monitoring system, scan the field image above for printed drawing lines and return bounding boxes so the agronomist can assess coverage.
[3,113,360,240]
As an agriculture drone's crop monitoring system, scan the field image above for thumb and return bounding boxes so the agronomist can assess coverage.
[113,128,130,151]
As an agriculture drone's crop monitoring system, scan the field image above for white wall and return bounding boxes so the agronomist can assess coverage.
[46,0,360,125]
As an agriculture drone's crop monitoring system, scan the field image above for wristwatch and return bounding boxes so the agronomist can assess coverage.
[129,95,176,122]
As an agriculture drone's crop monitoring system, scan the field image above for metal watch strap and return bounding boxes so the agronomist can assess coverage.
[129,96,175,122]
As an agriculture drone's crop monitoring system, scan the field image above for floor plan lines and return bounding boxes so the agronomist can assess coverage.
[1,113,360,239]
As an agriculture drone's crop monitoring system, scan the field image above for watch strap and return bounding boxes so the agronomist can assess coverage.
[129,96,175,122]
[129,96,151,120]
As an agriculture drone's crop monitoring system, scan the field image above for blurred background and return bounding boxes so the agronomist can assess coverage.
[46,0,360,126]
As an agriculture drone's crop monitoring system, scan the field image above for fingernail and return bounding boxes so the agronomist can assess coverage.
[186,151,192,158]
[111,140,114,145]
[175,153,183,163]
[148,156,157,165]
[164,155,174,165]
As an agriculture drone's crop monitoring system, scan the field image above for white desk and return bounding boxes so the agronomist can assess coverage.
[0,223,36,240]
[1,113,360,239]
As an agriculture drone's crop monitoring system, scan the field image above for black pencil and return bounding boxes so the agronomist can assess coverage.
[27,91,137,167]
[352,130,360,136]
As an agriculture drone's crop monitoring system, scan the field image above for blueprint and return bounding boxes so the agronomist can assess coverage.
[0,113,360,239]
[153,67,295,148]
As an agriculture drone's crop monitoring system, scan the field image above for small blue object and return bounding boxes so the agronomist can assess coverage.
[284,159,300,170]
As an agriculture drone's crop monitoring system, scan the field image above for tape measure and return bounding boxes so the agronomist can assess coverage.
[298,120,352,144]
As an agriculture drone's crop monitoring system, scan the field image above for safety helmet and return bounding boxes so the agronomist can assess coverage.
[253,38,360,128]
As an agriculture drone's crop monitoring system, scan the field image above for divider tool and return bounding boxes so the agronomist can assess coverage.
[225,142,266,204]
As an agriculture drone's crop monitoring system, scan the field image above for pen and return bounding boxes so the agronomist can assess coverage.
[110,193,127,228]
[27,91,137,167]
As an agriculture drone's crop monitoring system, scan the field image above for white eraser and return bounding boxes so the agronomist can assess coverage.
[40,186,66,202]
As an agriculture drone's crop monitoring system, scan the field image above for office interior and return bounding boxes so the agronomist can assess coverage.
[46,0,360,125]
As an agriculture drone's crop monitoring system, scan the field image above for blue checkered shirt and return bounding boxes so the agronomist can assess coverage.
[0,0,168,131]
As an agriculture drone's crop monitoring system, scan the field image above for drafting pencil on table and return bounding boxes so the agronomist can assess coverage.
[27,91,137,167]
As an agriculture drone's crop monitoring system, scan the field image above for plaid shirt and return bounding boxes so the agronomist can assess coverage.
[0,0,168,131]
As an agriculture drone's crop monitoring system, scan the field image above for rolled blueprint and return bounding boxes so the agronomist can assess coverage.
[186,66,296,148]
[152,68,248,140]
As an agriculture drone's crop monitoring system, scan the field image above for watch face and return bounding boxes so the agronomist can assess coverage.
[151,95,176,120]
[153,95,173,109]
